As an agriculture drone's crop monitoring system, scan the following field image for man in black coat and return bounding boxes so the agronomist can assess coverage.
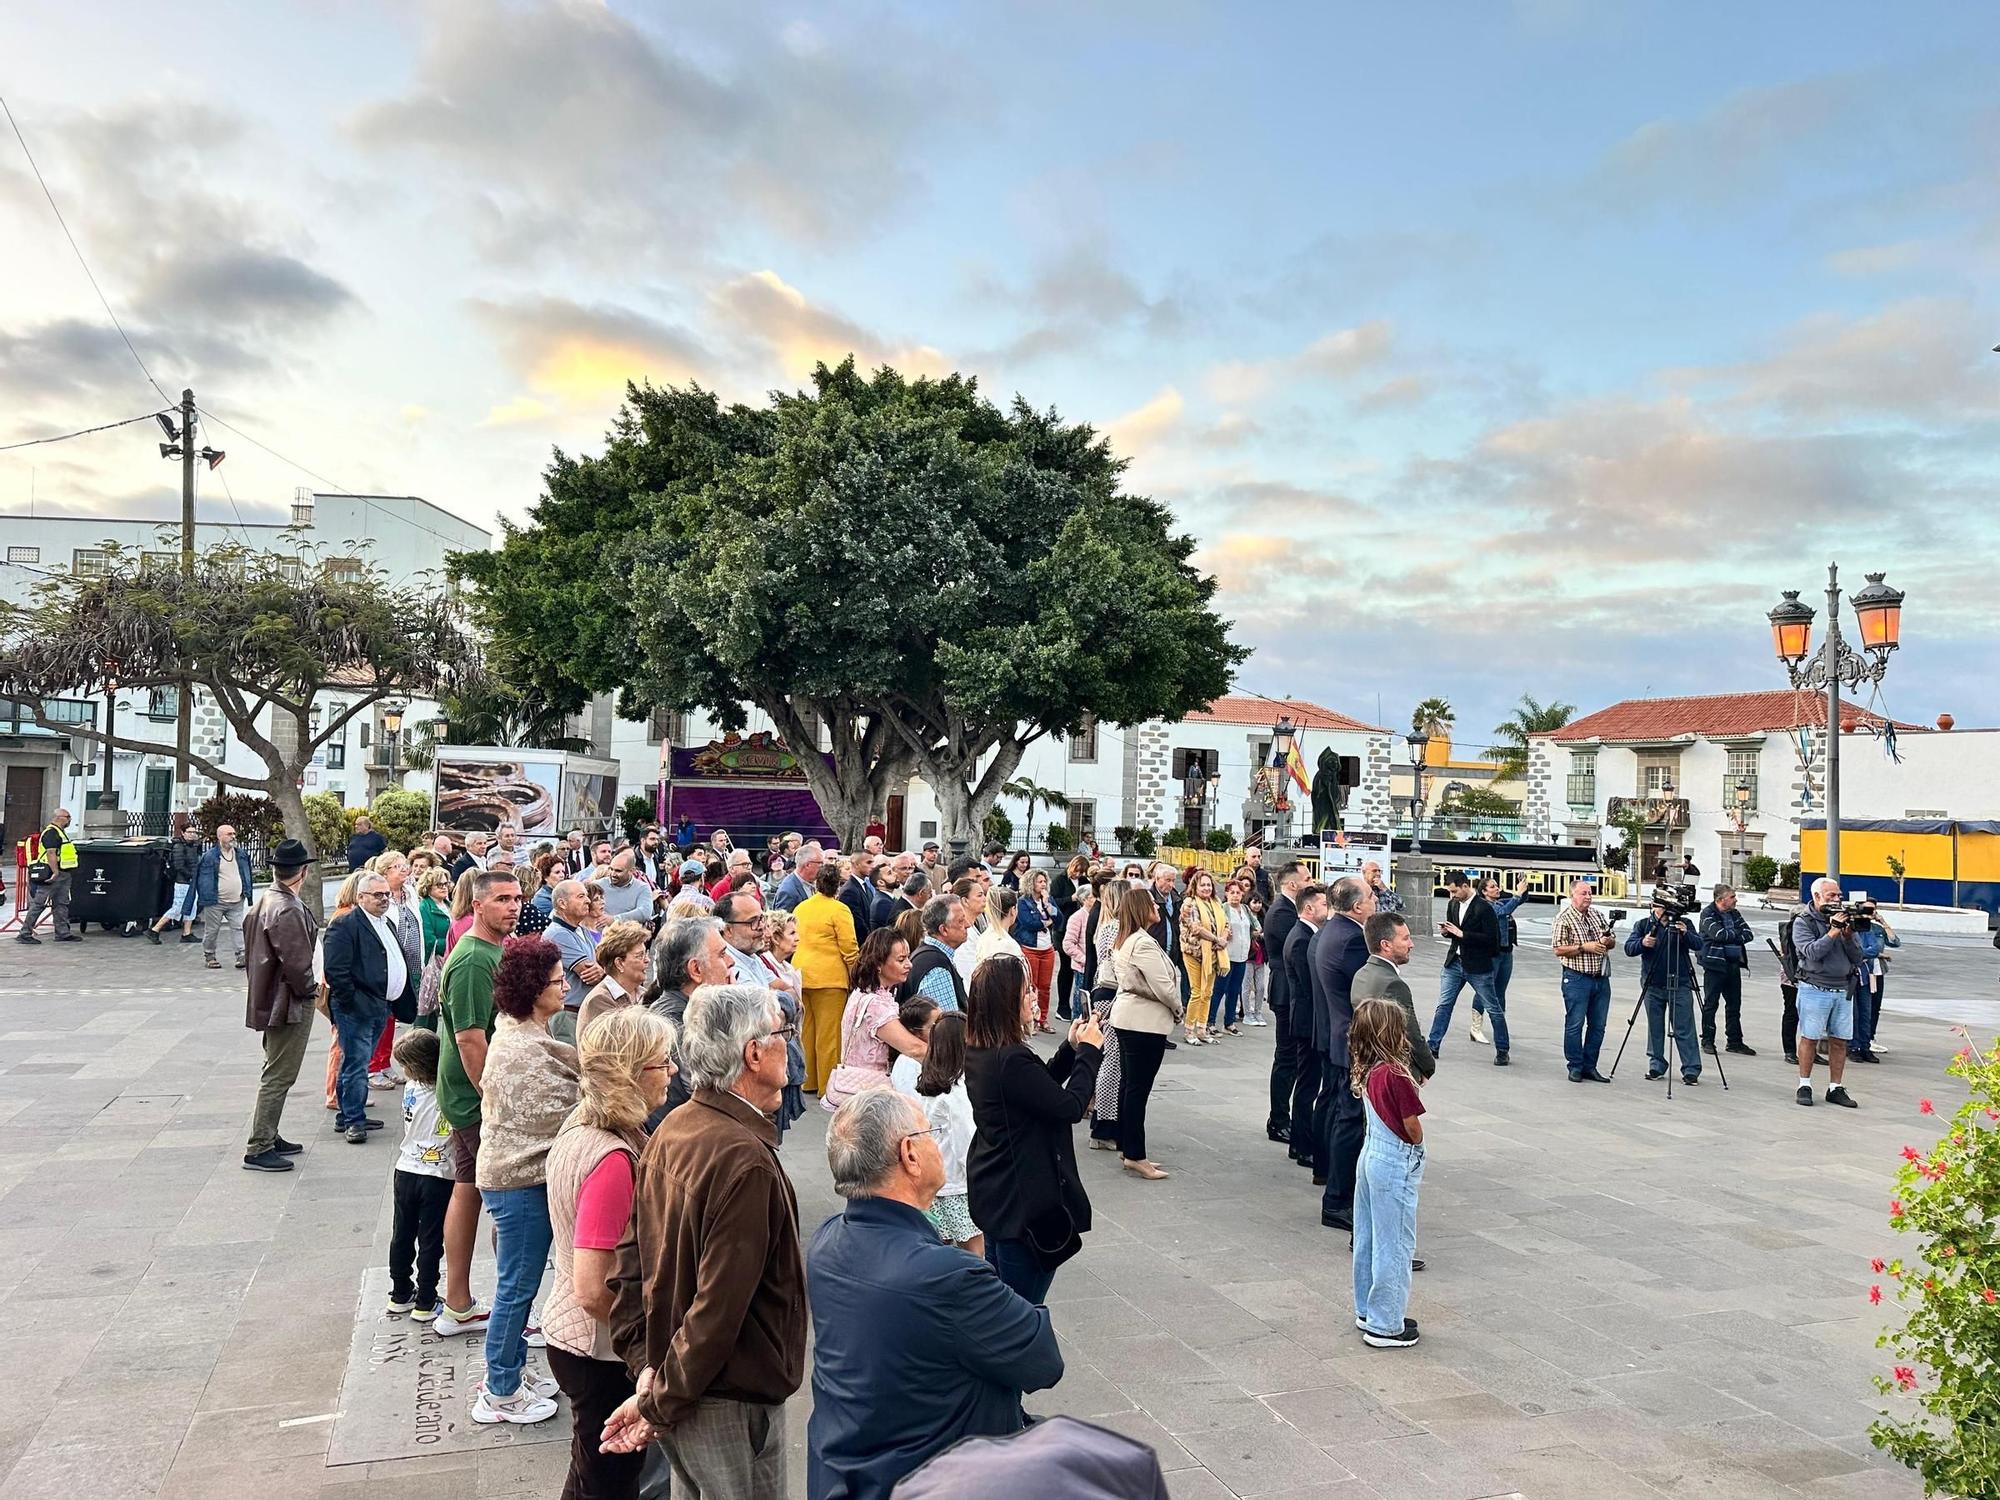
[839,849,881,941]
[1310,877,1376,1229]
[1283,884,1328,1169]
[1261,861,1305,1143]
[1426,869,1507,1063]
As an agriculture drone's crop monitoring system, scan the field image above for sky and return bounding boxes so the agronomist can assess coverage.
[3,1,1997,749]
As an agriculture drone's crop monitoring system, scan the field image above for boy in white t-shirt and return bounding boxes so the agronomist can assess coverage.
[385,1029,455,1318]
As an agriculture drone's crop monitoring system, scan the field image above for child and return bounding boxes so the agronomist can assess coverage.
[889,995,940,1097]
[1349,997,1425,1349]
[386,1029,455,1319]
[913,1013,979,1256]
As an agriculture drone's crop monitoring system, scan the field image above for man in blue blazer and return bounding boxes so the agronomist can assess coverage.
[322,873,402,1143]
[807,1089,1062,1500]
[1310,876,1376,1232]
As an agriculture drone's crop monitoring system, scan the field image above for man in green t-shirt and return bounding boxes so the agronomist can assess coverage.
[434,868,522,1333]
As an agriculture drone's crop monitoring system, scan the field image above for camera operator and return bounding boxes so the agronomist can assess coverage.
[1623,893,1705,1085]
[1846,900,1900,1064]
[1696,884,1756,1057]
[1790,877,1863,1108]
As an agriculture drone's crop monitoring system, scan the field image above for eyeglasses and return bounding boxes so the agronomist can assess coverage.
[901,1127,939,1144]
[642,1061,674,1074]
[763,1023,799,1043]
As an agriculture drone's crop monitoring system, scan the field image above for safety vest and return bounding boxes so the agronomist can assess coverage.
[41,825,76,870]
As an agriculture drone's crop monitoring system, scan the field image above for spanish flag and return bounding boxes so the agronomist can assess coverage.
[1284,737,1311,797]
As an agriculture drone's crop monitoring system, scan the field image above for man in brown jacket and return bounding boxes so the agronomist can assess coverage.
[605,982,806,1500]
[242,840,321,1172]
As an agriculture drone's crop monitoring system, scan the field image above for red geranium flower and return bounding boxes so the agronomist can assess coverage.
[1891,1198,1904,1216]
[1901,1145,1921,1162]
[1983,1288,1997,1304]
[1869,1285,1882,1305]
[1894,1366,1917,1391]
[1871,1257,1886,1273]
[1917,1098,1934,1115]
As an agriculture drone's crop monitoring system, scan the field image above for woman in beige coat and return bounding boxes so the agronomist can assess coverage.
[1108,885,1182,1180]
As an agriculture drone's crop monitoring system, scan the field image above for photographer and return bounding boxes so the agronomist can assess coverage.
[1697,884,1756,1057]
[1846,901,1899,1064]
[1623,893,1705,1085]
[1790,877,1863,1108]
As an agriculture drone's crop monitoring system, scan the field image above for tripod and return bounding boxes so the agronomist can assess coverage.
[1606,913,1729,1096]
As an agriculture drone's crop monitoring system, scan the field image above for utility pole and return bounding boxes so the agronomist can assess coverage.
[175,387,195,821]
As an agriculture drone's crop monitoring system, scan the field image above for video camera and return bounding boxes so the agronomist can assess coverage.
[1648,883,1699,920]
[1832,900,1874,932]
[1603,907,1629,929]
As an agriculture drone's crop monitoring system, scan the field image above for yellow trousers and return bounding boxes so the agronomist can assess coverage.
[802,987,847,1094]
[1184,949,1220,1029]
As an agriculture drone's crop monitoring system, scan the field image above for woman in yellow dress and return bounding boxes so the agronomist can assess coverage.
[1179,867,1229,1045]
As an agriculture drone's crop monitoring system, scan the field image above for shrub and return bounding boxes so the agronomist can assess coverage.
[1043,822,1075,854]
[1867,1034,2000,1497]
[1161,827,1191,849]
[301,792,349,861]
[1131,827,1157,859]
[370,788,432,852]
[1111,825,1136,851]
[619,791,655,846]
[1779,859,1802,890]
[981,808,1013,848]
[1205,826,1236,853]
[195,790,283,847]
[1743,853,1779,893]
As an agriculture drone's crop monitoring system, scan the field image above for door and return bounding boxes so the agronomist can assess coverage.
[885,794,905,852]
[142,768,173,837]
[4,765,45,852]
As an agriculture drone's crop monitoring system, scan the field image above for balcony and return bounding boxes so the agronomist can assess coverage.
[1564,774,1597,809]
[0,696,98,736]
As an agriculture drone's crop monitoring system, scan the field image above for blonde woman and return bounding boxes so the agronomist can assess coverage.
[1109,885,1181,1179]
[544,1006,675,1499]
[795,863,859,1093]
[444,866,479,957]
[319,870,367,1112]
[1179,868,1229,1045]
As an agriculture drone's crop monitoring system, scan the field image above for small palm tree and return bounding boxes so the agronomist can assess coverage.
[1001,777,1071,846]
[1486,693,1576,781]
[1411,697,1455,738]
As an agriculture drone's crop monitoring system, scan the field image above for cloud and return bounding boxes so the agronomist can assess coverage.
[347,0,950,266]
[1204,321,1395,405]
[1104,386,1184,455]
[469,295,713,425]
[710,271,949,381]
[968,243,1192,363]
[1826,241,1933,277]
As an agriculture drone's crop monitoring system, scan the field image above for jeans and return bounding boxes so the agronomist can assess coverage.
[1850,972,1882,1053]
[1644,985,1700,1077]
[1214,961,1246,1028]
[390,1169,453,1309]
[1560,970,1611,1073]
[1267,1005,1299,1131]
[1116,1028,1167,1161]
[1353,1101,1424,1336]
[1243,962,1266,1021]
[482,1183,553,1398]
[985,1235,1057,1306]
[1321,1080,1364,1218]
[330,1007,381,1130]
[1700,964,1745,1047]
[1429,962,1506,1056]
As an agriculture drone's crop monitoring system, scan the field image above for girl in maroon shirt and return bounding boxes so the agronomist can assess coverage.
[1349,999,1426,1347]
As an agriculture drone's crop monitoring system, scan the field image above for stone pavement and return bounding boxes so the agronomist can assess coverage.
[2,916,1986,1499]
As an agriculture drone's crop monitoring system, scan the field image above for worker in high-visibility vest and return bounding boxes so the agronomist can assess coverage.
[19,807,79,944]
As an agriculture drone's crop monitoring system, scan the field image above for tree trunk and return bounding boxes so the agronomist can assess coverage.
[926,736,1030,852]
[269,774,323,914]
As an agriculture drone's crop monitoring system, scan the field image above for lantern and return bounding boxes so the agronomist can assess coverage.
[1767,591,1814,664]
[1850,572,1904,653]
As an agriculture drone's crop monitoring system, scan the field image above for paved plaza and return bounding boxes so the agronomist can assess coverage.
[1,910,1988,1499]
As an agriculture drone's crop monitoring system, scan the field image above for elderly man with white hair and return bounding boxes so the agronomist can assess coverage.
[806,1087,1062,1500]
[1790,877,1865,1108]
[605,983,807,1499]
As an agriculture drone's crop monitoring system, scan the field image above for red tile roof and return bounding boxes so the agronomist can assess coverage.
[1184,696,1387,734]
[1541,691,1920,743]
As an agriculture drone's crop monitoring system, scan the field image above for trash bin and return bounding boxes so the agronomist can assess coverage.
[69,838,171,931]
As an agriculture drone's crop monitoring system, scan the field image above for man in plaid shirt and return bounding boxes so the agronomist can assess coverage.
[1552,879,1619,1083]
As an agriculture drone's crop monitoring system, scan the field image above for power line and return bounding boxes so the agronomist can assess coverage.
[0,411,164,452]
[0,92,173,407]
[196,405,351,494]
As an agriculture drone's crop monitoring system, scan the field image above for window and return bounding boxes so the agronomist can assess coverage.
[326,741,346,770]
[276,555,304,583]
[1639,758,1678,795]
[146,686,180,721]
[358,723,371,749]
[324,556,364,584]
[6,545,39,564]
[650,706,692,744]
[1066,799,1097,840]
[143,550,179,572]
[1566,752,1596,807]
[1726,749,1759,812]
[1068,713,1099,763]
[72,548,112,578]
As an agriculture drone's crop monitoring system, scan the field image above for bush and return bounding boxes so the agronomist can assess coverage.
[1043,822,1075,854]
[1131,827,1157,859]
[982,808,1013,848]
[619,791,655,846]
[1779,859,1802,890]
[1161,826,1191,849]
[301,792,349,861]
[195,790,283,847]
[370,788,432,852]
[1205,826,1236,853]
[1867,1035,2000,1496]
[1743,853,1779,892]
[1111,825,1136,851]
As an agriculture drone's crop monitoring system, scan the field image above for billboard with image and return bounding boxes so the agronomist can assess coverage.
[433,757,561,836]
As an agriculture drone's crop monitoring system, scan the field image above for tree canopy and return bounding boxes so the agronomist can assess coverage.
[453,359,1245,845]
[1486,693,1576,781]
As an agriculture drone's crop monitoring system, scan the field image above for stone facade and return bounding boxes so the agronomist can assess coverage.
[1352,734,1395,832]
[1131,721,1173,835]
[1523,738,1555,840]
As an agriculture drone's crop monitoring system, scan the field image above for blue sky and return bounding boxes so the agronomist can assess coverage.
[3,2,1996,747]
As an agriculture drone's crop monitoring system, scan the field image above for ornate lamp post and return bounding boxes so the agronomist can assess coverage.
[382,700,407,778]
[1767,565,1905,888]
[1269,715,1297,845]
[1407,731,1430,851]
[1729,775,1753,879]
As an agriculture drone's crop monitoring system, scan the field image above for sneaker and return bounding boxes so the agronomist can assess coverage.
[1726,1041,1758,1056]
[1645,1068,1666,1081]
[433,1301,491,1336]
[241,1148,294,1172]
[522,1368,558,1399]
[272,1136,303,1155]
[410,1304,439,1322]
[385,1295,414,1315]
[14,934,38,945]
[55,933,82,943]
[1681,1073,1700,1086]
[1825,1086,1858,1109]
[205,957,221,969]
[146,928,161,945]
[1357,1315,1421,1333]
[1796,1084,1815,1107]
[345,1126,370,1144]
[470,1386,557,1425]
[180,932,201,943]
[369,1072,401,1091]
[1469,1018,1489,1045]
[1701,1039,1717,1055]
[524,1323,546,1349]
[1362,1321,1421,1349]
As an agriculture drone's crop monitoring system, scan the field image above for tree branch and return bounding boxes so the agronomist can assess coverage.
[25,711,270,792]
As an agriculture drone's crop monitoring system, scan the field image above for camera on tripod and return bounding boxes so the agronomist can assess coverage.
[1648,882,1699,920]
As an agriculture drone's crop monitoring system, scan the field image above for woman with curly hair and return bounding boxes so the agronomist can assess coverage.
[471,934,581,1425]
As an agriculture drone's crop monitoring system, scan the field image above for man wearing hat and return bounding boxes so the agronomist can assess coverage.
[242,840,321,1172]
[675,857,714,913]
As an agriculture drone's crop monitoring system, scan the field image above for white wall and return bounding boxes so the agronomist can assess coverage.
[1828,728,2000,821]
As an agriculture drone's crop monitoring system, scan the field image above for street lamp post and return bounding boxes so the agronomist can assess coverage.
[1767,564,1904,890]
[382,700,407,779]
[1407,731,1430,852]
[1729,775,1753,881]
[1269,715,1297,846]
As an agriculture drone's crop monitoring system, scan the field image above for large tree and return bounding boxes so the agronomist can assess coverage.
[452,360,1245,847]
[0,542,480,906]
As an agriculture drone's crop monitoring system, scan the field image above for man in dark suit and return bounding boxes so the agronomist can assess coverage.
[840,849,881,941]
[1262,861,1305,1143]
[1311,876,1376,1230]
[323,872,403,1143]
[1426,869,1508,1064]
[1283,883,1328,1170]
[1146,863,1188,1011]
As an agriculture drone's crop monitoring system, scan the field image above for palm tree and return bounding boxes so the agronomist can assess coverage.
[1410,697,1455,738]
[1001,776,1071,849]
[403,679,590,769]
[1486,693,1576,781]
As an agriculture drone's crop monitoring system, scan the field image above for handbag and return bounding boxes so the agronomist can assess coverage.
[416,952,445,1018]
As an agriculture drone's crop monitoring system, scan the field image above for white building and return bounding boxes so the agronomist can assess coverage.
[0,491,489,838]
[1524,690,1911,889]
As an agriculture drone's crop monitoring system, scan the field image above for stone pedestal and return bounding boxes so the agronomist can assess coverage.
[1397,852,1435,932]
[82,795,126,840]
